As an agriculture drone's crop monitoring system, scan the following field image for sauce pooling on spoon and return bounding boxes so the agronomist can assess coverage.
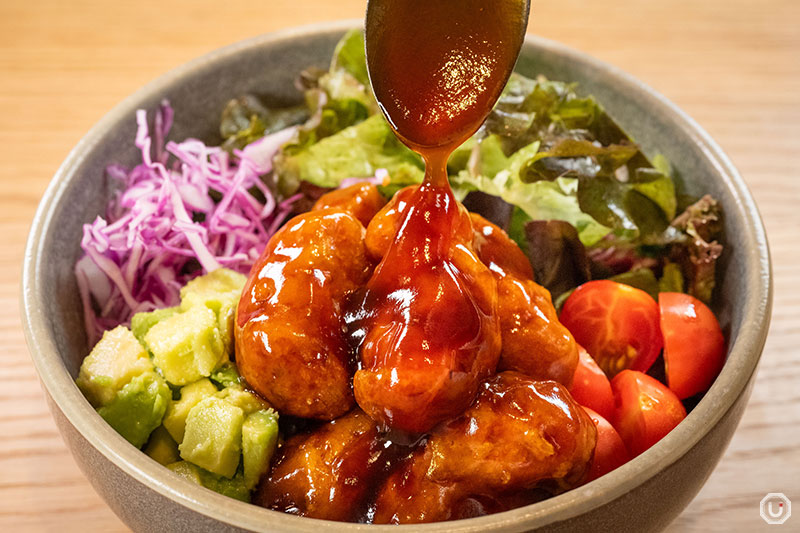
[348,0,530,434]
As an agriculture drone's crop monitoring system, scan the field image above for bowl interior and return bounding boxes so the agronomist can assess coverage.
[23,21,770,532]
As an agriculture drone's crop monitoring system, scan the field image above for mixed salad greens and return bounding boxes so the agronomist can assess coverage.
[75,30,725,505]
[225,29,723,306]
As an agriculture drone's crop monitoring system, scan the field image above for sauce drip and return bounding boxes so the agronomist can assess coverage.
[348,0,530,433]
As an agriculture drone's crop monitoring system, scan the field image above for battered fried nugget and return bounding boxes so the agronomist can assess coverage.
[425,372,596,490]
[372,372,596,524]
[349,182,501,434]
[235,209,372,419]
[471,214,579,386]
[470,212,534,280]
[254,410,394,521]
[312,182,387,227]
[371,448,461,524]
[364,185,417,261]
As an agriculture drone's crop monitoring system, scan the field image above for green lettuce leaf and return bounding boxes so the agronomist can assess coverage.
[519,139,639,183]
[608,268,660,300]
[452,141,612,246]
[524,219,592,298]
[659,262,685,293]
[219,95,307,151]
[274,114,424,194]
[330,29,370,88]
[272,31,384,193]
[668,195,723,304]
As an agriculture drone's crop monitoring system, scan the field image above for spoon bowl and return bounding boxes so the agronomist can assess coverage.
[365,0,531,152]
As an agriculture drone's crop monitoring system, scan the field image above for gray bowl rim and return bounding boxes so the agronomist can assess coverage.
[21,19,772,533]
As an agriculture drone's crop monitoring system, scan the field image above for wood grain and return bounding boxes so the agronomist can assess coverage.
[2,0,798,531]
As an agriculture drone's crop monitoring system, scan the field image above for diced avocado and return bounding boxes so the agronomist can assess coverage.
[144,425,180,465]
[209,361,243,389]
[162,378,218,444]
[198,465,251,502]
[76,326,154,407]
[167,461,250,502]
[179,268,246,356]
[167,460,203,484]
[179,396,244,478]
[131,307,179,347]
[97,372,170,448]
[216,303,237,357]
[180,268,247,310]
[145,305,225,386]
[217,386,271,415]
[242,409,279,489]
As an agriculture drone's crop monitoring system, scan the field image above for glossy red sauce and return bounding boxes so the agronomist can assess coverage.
[347,0,529,434]
[244,1,596,525]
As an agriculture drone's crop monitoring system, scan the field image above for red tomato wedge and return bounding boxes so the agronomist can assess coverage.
[560,280,663,377]
[582,407,631,482]
[569,346,615,421]
[659,292,726,399]
[610,370,686,457]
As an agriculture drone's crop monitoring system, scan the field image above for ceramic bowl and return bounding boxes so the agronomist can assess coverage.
[21,20,771,532]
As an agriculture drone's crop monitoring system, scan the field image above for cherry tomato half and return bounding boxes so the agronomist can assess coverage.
[560,280,663,377]
[610,370,686,457]
[659,292,726,399]
[582,407,631,482]
[569,346,615,422]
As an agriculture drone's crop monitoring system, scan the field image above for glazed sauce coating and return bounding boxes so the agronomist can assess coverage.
[470,213,534,281]
[425,372,596,491]
[352,0,529,433]
[370,448,460,524]
[471,214,579,385]
[371,372,596,524]
[347,181,500,434]
[366,202,577,386]
[312,182,387,228]
[235,209,371,419]
[364,185,418,261]
[255,410,397,522]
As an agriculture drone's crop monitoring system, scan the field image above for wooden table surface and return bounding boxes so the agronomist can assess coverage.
[2,0,798,531]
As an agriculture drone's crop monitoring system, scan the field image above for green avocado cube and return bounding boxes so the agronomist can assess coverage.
[131,307,179,347]
[97,372,170,448]
[215,303,237,357]
[179,396,244,478]
[217,386,271,415]
[197,466,251,502]
[167,460,203,484]
[162,378,218,444]
[179,268,246,356]
[180,268,246,310]
[144,425,180,466]
[76,326,154,407]
[145,305,225,386]
[209,361,243,389]
[166,461,250,502]
[242,409,279,489]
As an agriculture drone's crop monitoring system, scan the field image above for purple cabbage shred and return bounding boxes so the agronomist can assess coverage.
[76,101,299,344]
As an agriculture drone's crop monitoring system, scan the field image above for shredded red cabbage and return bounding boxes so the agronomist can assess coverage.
[76,101,299,344]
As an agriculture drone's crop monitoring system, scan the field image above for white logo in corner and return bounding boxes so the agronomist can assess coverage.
[761,493,791,525]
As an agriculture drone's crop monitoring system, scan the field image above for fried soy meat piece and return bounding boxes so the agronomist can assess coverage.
[349,182,501,434]
[471,214,579,386]
[312,182,387,227]
[372,372,596,524]
[364,184,417,261]
[235,208,372,419]
[254,410,394,522]
[371,450,547,524]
